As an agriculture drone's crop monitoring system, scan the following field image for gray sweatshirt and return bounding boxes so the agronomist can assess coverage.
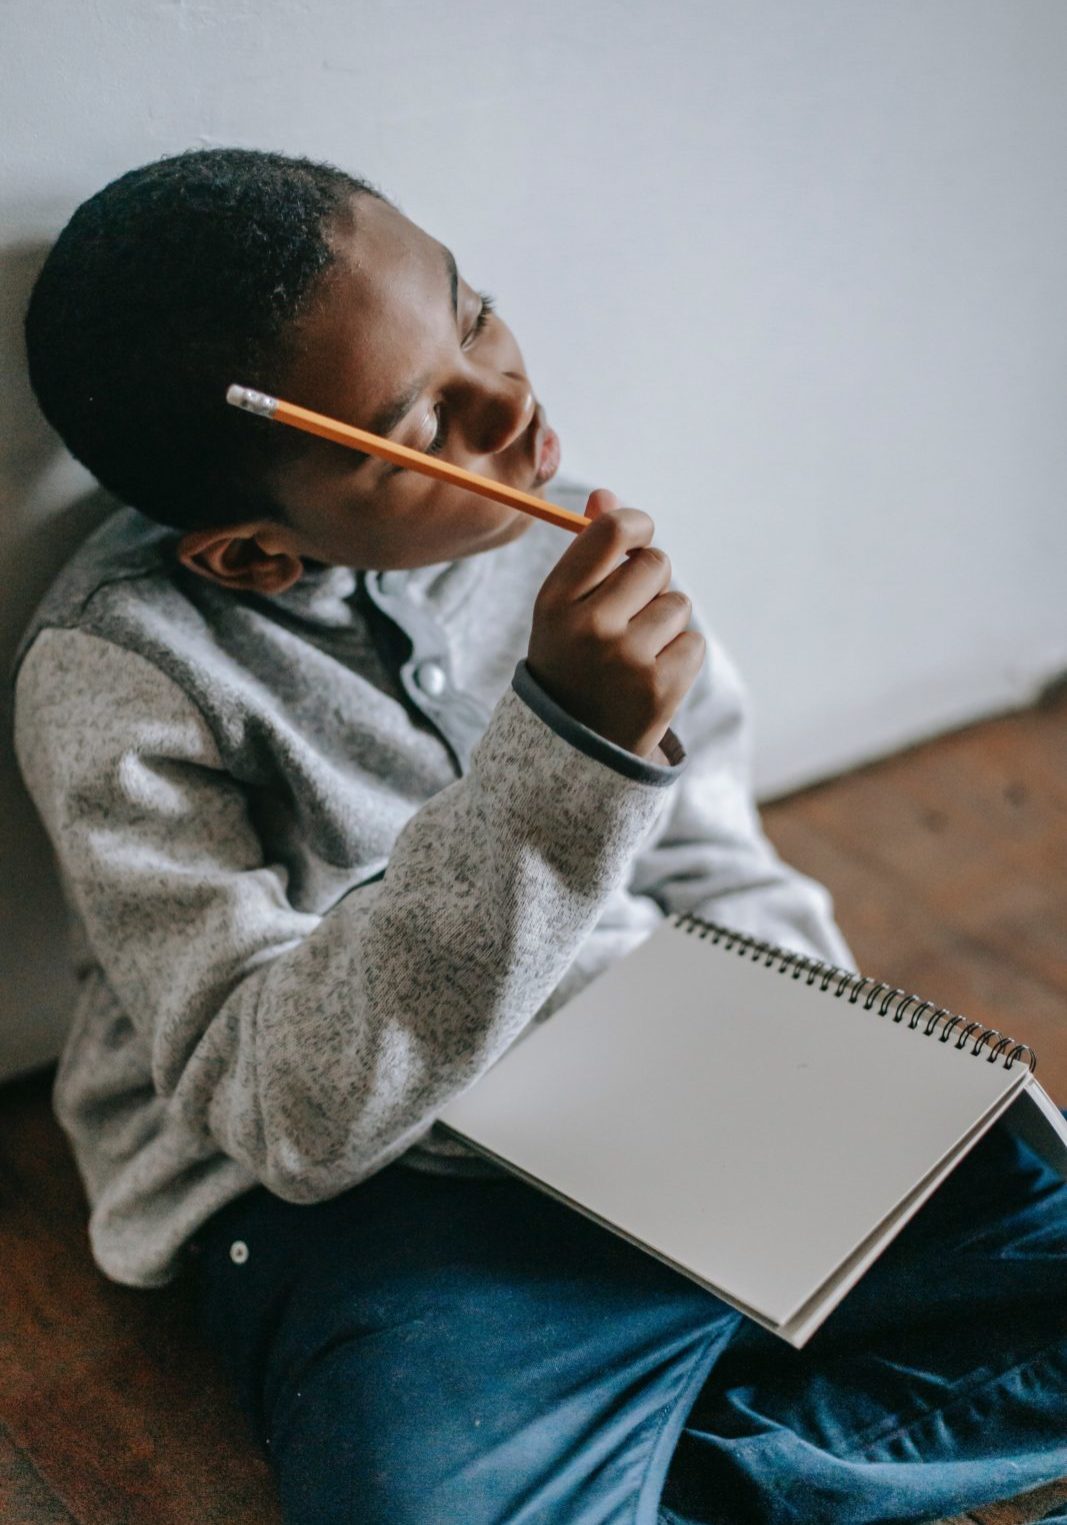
[10,477,853,1288]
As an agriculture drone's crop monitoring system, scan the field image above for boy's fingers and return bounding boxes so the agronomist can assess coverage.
[583,487,619,521]
[587,546,673,631]
[542,492,655,605]
[625,589,695,659]
[656,627,708,681]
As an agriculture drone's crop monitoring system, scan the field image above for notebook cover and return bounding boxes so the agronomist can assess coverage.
[438,919,1025,1330]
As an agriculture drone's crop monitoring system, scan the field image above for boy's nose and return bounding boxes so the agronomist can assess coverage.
[473,372,535,459]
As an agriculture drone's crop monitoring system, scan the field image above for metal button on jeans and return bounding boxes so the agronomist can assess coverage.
[230,1239,249,1265]
[414,660,447,696]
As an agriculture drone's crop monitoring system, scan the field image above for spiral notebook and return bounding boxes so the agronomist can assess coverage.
[438,914,1067,1347]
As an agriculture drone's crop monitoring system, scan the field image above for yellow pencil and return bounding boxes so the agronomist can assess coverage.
[225,385,592,535]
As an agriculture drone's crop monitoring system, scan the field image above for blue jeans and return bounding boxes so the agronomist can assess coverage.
[189,1113,1067,1524]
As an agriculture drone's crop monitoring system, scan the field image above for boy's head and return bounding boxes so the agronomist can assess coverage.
[24,147,555,590]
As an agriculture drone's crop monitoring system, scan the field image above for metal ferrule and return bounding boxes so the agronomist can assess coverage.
[225,384,278,418]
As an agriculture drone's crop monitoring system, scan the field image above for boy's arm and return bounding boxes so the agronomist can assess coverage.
[14,626,680,1204]
[624,596,855,969]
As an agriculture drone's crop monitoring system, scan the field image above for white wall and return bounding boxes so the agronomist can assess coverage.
[3,0,1065,1077]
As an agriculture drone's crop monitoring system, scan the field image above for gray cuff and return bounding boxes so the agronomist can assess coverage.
[511,659,688,787]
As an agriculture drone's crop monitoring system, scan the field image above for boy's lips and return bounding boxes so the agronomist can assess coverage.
[534,428,561,487]
[529,404,561,487]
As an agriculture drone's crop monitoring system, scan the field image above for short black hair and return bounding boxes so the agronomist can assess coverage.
[24,147,389,533]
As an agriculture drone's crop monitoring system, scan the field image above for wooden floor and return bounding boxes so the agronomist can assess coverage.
[1,688,1064,1525]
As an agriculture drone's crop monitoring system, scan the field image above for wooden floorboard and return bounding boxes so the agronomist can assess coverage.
[762,686,1067,1104]
[0,1421,78,1525]
[0,1067,281,1525]
[0,690,1064,1523]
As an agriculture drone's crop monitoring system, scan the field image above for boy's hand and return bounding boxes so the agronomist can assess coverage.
[527,489,706,760]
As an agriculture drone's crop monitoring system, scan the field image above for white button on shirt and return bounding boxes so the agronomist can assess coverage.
[414,660,447,697]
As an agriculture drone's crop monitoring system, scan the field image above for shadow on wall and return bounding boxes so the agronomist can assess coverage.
[1,239,118,1081]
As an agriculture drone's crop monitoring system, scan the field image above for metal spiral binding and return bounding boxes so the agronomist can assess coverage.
[672,912,1037,1073]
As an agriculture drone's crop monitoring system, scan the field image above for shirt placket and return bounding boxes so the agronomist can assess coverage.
[360,569,493,777]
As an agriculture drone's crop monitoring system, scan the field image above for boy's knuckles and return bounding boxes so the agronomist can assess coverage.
[594,518,630,558]
[573,604,616,644]
[650,658,680,700]
[655,590,691,618]
[626,545,671,582]
[601,507,652,549]
[677,630,708,670]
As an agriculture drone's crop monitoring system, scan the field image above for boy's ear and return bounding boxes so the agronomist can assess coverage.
[175,523,306,594]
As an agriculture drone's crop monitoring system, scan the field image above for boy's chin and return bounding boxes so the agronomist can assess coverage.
[464,510,534,556]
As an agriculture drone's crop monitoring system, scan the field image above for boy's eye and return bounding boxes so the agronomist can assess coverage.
[463,291,496,350]
[421,293,497,457]
[425,404,448,456]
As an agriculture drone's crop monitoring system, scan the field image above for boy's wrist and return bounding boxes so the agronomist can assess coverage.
[509,659,687,787]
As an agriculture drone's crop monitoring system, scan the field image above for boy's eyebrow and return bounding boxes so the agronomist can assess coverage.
[348,245,459,473]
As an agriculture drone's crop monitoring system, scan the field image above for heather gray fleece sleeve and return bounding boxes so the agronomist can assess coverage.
[14,626,679,1204]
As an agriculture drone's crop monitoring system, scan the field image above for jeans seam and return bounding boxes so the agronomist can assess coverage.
[634,1321,740,1525]
[841,1337,1067,1461]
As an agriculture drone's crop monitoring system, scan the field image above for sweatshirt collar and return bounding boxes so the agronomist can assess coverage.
[259,547,488,629]
[372,550,489,619]
[259,561,360,627]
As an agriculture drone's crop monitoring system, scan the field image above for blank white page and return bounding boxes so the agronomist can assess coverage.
[439,920,1022,1326]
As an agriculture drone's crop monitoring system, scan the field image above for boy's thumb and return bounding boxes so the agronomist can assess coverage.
[584,487,620,524]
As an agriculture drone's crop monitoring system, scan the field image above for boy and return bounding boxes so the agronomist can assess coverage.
[12,148,1066,1524]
